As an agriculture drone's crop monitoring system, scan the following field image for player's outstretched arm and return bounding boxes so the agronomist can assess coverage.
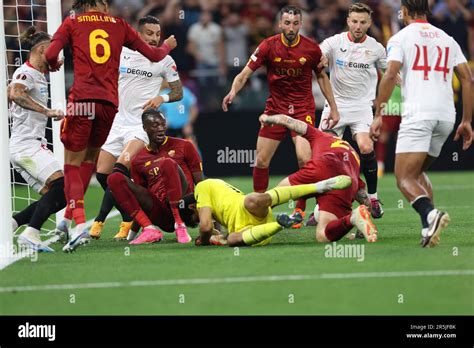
[9,83,64,120]
[222,66,254,112]
[453,62,473,150]
[259,114,308,136]
[316,70,339,128]
[195,207,213,246]
[143,80,183,110]
[371,60,402,142]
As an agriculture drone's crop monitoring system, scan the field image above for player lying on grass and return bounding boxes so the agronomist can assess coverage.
[106,109,203,246]
[45,0,177,253]
[260,114,378,243]
[72,15,184,241]
[189,175,353,247]
[9,27,66,252]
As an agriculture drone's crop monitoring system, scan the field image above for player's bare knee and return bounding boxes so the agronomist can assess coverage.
[358,142,374,154]
[315,229,330,243]
[227,233,243,247]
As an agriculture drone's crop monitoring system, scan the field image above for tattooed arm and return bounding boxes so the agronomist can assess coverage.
[259,114,308,136]
[9,83,64,119]
[143,79,183,110]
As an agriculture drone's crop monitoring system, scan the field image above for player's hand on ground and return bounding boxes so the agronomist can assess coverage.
[143,96,164,110]
[195,235,211,246]
[327,108,340,129]
[222,92,235,112]
[46,108,65,121]
[317,54,329,69]
[164,35,177,50]
[453,121,473,150]
[370,116,383,142]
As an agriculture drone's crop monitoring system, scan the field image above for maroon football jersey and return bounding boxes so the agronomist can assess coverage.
[247,34,322,116]
[131,137,202,200]
[46,11,171,107]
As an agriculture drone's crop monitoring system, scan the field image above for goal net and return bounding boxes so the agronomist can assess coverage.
[1,0,65,250]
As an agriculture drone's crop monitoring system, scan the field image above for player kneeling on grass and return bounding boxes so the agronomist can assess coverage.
[260,114,377,243]
[9,27,65,252]
[107,109,202,245]
[190,176,352,247]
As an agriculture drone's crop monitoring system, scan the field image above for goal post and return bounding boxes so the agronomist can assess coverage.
[0,1,14,265]
[46,0,66,221]
[0,0,65,268]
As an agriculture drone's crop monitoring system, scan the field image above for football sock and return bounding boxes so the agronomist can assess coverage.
[96,172,109,191]
[64,161,95,220]
[134,210,153,228]
[158,159,185,225]
[13,201,39,227]
[295,199,306,212]
[324,215,353,241]
[29,177,67,230]
[361,151,378,194]
[242,222,282,245]
[253,167,269,193]
[64,164,86,225]
[411,195,434,229]
[266,184,318,207]
[375,141,386,164]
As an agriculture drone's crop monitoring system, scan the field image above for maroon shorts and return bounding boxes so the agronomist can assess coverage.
[258,112,315,141]
[149,194,175,232]
[60,99,118,152]
[288,153,359,218]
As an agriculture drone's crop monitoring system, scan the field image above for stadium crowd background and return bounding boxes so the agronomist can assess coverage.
[4,0,474,174]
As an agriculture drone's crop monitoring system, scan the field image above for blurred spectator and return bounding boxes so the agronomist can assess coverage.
[371,0,401,46]
[432,0,472,58]
[313,10,341,43]
[222,12,249,81]
[187,10,226,85]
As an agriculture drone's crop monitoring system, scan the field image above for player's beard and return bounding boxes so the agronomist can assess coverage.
[149,41,158,47]
[284,31,297,44]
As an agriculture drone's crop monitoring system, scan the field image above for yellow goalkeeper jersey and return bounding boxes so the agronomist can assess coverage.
[194,179,274,233]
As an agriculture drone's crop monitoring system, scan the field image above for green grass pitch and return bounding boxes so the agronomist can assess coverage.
[0,172,473,315]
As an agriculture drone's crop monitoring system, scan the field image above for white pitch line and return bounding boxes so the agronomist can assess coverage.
[0,269,472,293]
[0,210,120,271]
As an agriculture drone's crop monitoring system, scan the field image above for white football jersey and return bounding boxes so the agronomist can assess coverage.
[387,21,467,122]
[321,32,387,110]
[115,47,180,126]
[9,62,49,147]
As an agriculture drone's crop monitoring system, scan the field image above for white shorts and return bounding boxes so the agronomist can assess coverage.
[10,139,62,193]
[319,105,373,138]
[101,123,149,158]
[396,119,454,157]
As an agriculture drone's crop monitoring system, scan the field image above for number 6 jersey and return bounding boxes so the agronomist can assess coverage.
[387,20,467,122]
[46,11,172,107]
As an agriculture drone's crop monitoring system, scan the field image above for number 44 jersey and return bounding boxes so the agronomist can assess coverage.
[49,11,171,107]
[387,20,467,123]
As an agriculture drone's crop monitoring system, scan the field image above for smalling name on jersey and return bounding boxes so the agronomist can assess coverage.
[78,15,117,23]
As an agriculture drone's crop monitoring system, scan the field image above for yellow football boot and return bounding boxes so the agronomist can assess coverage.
[113,221,133,240]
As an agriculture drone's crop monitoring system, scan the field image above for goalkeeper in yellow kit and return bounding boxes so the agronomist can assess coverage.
[191,175,352,247]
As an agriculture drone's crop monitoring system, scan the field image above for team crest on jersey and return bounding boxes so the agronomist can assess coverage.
[299,57,307,65]
[17,74,27,80]
[168,150,175,157]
